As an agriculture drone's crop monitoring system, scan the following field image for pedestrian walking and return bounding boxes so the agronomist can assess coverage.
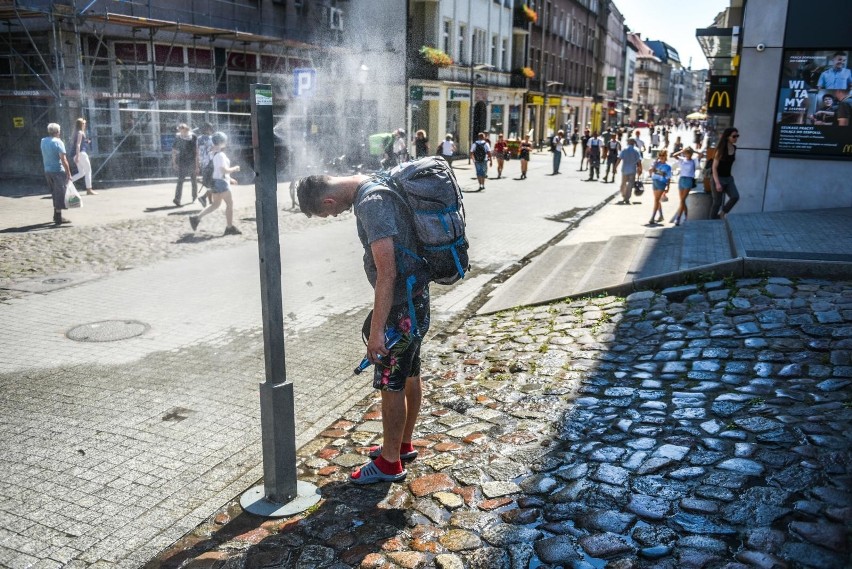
[672,136,684,155]
[711,127,740,220]
[469,132,492,191]
[648,149,672,225]
[493,133,508,179]
[551,129,567,174]
[172,123,198,206]
[570,129,579,156]
[650,129,661,150]
[293,172,433,485]
[69,118,96,195]
[196,123,215,207]
[40,122,73,226]
[586,131,602,181]
[579,129,591,170]
[188,132,242,235]
[518,135,532,179]
[601,136,621,183]
[633,130,646,157]
[615,138,642,204]
[671,146,703,225]
[393,129,409,164]
[413,129,429,158]
[437,134,456,166]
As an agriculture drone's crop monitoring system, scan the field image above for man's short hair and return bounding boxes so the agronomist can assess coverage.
[47,123,60,136]
[833,51,847,58]
[294,175,332,217]
[627,137,636,144]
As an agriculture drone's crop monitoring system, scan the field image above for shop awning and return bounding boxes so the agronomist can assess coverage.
[696,26,740,76]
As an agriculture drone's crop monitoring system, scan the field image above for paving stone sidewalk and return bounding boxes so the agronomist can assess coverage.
[148,277,852,569]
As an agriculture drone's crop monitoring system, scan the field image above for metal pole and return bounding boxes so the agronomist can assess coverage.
[240,84,319,518]
[468,63,474,164]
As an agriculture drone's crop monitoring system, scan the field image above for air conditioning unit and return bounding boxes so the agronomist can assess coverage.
[329,8,343,31]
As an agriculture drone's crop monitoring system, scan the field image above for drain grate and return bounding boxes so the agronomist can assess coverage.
[67,320,149,342]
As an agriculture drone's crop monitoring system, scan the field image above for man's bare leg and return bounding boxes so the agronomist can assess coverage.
[402,375,422,444]
[380,389,406,463]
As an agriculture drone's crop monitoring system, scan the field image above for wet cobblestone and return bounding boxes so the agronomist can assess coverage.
[149,279,852,569]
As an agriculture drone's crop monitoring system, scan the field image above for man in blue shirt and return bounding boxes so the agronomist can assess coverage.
[615,138,643,204]
[817,52,852,91]
[40,122,73,225]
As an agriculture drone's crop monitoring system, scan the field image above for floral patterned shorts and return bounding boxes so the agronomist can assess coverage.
[374,287,430,391]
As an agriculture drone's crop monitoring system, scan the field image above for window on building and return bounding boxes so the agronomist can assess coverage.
[473,29,486,65]
[491,34,497,67]
[443,20,452,55]
[458,24,466,63]
[501,39,508,71]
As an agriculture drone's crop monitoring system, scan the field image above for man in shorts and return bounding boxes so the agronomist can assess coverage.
[469,132,492,191]
[294,172,431,484]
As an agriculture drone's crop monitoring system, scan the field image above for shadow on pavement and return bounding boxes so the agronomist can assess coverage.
[175,233,223,244]
[147,480,404,569]
[0,222,61,233]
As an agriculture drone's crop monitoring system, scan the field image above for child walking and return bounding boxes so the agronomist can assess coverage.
[648,150,672,225]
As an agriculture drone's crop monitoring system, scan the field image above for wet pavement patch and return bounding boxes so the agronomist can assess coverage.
[66,319,149,342]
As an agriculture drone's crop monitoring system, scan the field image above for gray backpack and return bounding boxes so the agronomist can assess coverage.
[370,156,469,285]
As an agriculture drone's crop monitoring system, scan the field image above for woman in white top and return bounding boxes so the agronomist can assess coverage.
[671,146,703,226]
[70,118,96,195]
[189,132,242,235]
[438,133,456,165]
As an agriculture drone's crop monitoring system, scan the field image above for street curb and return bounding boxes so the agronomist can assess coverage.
[485,255,852,310]
[430,190,620,338]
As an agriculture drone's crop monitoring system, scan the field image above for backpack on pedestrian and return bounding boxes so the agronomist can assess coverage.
[373,156,469,285]
[472,140,488,162]
[364,156,469,332]
[201,152,218,189]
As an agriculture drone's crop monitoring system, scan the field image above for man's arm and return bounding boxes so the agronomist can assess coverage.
[367,236,397,363]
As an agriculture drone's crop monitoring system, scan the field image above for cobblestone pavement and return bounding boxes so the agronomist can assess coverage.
[0,203,321,304]
[148,277,852,568]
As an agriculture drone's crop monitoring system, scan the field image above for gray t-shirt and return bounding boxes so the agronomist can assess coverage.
[354,179,429,305]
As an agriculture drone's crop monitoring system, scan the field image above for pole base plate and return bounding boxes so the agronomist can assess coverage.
[240,481,321,518]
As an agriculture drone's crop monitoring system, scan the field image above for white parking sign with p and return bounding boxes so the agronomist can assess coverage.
[293,68,316,98]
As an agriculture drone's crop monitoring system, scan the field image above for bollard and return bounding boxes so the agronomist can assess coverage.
[240,84,319,517]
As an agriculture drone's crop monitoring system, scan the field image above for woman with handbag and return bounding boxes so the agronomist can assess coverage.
[648,150,672,225]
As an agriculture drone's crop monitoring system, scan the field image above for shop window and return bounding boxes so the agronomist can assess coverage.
[114,43,148,64]
[155,45,184,66]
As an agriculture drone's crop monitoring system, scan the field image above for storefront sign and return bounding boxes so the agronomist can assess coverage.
[411,86,440,101]
[448,88,470,102]
[13,117,24,128]
[606,76,616,91]
[526,94,543,105]
[708,75,736,115]
[771,48,852,158]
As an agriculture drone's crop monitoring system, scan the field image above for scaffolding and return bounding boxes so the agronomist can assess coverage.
[0,0,354,184]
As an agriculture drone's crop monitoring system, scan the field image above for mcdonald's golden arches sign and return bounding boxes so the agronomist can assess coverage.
[708,75,736,116]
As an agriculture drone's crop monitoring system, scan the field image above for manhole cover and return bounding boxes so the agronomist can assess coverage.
[43,278,71,285]
[67,320,149,342]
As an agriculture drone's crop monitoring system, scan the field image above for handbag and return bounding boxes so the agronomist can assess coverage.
[633,180,645,196]
[65,181,83,208]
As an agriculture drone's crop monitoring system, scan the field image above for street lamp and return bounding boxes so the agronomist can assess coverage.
[540,80,562,150]
[468,62,495,163]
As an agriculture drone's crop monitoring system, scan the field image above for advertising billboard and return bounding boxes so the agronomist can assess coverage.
[771,49,852,158]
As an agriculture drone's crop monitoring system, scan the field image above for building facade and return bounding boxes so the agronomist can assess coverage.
[406,0,526,154]
[0,0,350,181]
[702,0,852,213]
